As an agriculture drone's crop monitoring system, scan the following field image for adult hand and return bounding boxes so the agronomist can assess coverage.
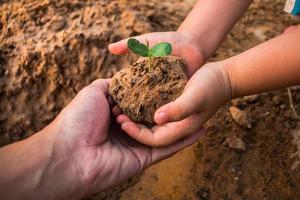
[109,31,206,76]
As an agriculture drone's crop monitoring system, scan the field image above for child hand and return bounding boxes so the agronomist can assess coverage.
[108,31,207,76]
[113,62,232,146]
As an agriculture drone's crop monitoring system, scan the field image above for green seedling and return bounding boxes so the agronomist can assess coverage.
[127,38,172,71]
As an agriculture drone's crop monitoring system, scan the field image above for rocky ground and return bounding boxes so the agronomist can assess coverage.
[1,0,300,199]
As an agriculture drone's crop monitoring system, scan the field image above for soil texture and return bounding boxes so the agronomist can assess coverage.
[109,57,187,124]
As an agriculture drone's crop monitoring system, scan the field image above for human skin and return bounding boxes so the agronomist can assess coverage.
[0,79,204,200]
[114,25,300,147]
[109,0,254,76]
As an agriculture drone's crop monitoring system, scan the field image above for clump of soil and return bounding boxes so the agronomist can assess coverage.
[109,57,187,124]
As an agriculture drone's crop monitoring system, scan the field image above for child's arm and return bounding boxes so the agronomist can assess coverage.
[109,0,253,76]
[115,26,300,147]
[178,0,253,58]
[224,27,300,98]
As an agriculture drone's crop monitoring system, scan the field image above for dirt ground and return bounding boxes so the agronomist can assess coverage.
[1,0,300,199]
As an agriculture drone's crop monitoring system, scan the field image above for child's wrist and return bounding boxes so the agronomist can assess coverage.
[198,61,233,107]
[220,59,236,99]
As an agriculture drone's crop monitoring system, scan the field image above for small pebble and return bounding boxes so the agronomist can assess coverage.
[229,106,252,129]
[244,94,259,103]
[225,136,246,151]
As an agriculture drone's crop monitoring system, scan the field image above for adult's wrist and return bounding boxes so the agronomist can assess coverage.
[9,125,87,200]
[35,125,87,199]
[0,130,59,200]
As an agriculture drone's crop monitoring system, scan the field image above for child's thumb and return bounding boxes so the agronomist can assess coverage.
[154,87,203,124]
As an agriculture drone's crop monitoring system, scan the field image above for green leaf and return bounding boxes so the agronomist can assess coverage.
[127,38,149,57]
[149,42,172,57]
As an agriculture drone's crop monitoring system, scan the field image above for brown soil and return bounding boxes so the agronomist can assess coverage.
[109,57,187,125]
[1,0,300,200]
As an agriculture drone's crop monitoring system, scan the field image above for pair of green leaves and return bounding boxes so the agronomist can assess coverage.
[127,38,172,57]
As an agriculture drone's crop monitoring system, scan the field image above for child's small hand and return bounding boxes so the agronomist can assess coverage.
[113,62,232,146]
[108,31,206,76]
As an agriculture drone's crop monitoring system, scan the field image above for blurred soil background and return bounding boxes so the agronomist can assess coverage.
[0,0,300,199]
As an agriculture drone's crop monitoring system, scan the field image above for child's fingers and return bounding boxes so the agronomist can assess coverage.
[116,114,131,124]
[109,32,176,55]
[108,39,129,55]
[154,83,205,124]
[121,122,141,136]
[112,105,122,116]
[150,113,206,146]
[120,113,207,147]
[120,122,158,145]
[150,128,205,164]
[108,32,205,77]
[108,96,115,108]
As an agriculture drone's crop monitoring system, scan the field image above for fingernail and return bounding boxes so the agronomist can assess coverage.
[156,112,168,124]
